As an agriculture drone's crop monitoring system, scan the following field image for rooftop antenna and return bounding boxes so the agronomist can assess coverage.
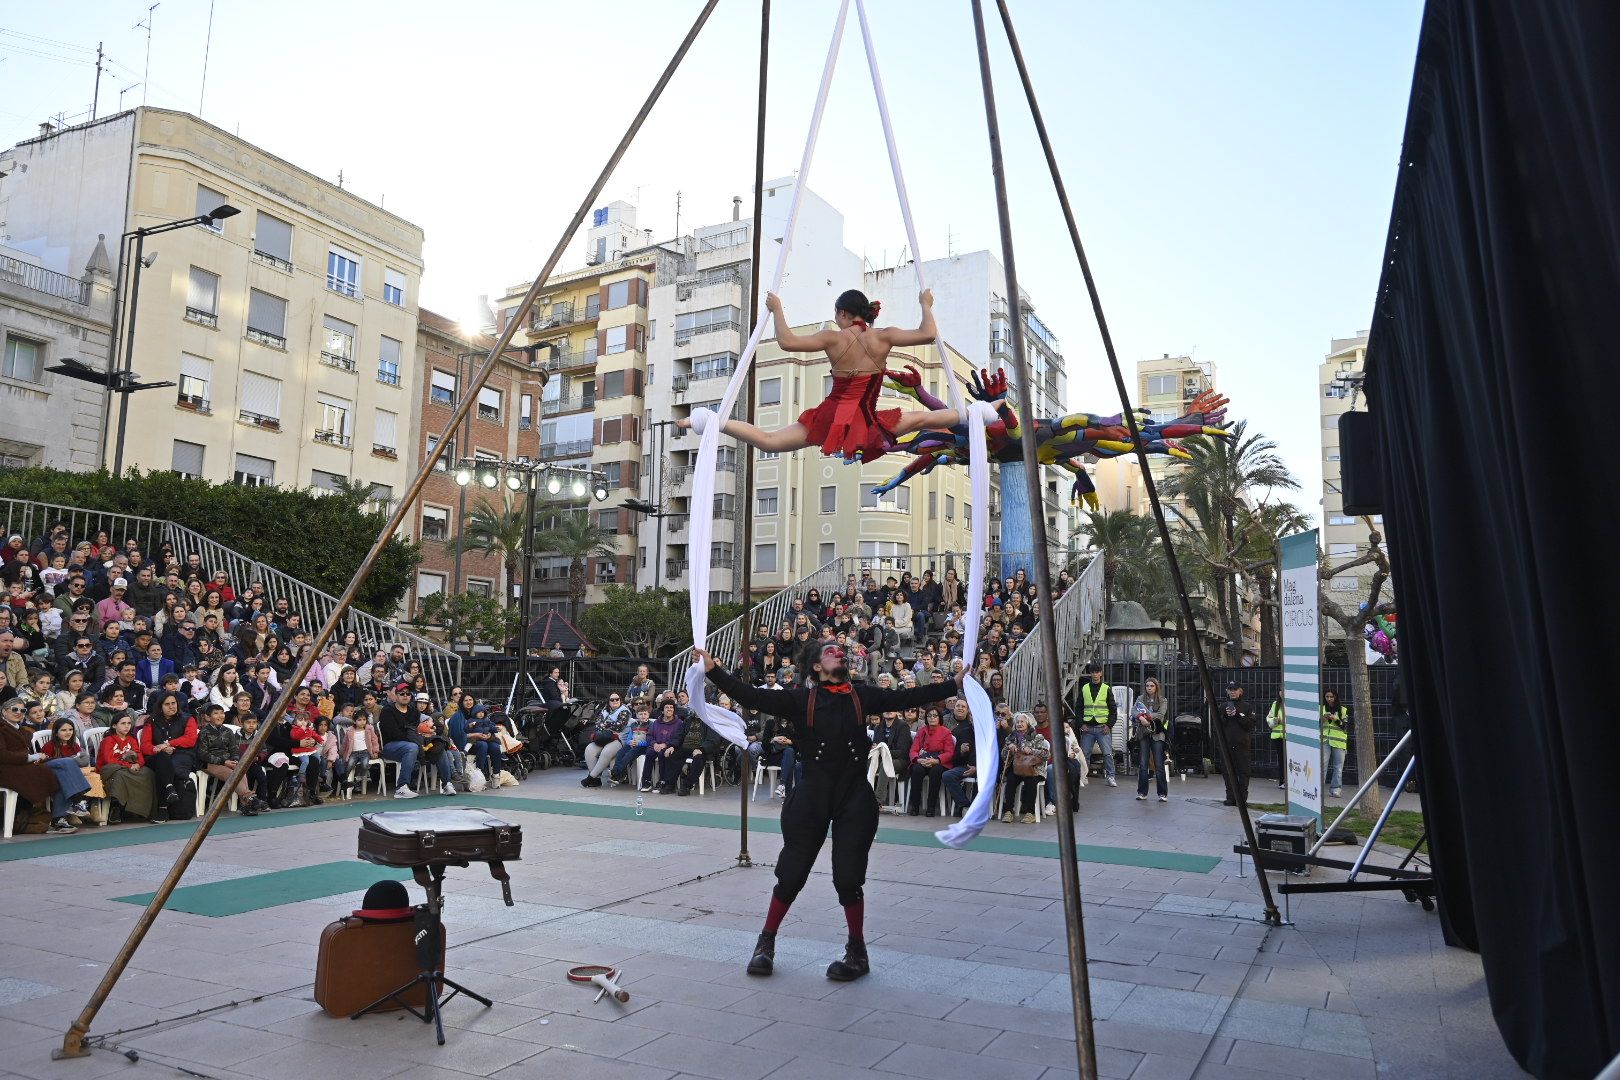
[947,224,957,257]
[198,0,216,116]
[91,42,105,121]
[118,81,142,110]
[673,189,682,237]
[134,4,159,107]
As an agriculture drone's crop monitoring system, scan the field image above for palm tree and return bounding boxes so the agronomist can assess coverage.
[1237,501,1310,664]
[535,510,618,625]
[1083,509,1157,602]
[448,497,527,610]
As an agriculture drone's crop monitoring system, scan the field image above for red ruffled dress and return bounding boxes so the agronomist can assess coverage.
[797,372,901,463]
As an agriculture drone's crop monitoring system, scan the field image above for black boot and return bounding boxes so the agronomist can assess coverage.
[746,932,776,977]
[826,938,869,982]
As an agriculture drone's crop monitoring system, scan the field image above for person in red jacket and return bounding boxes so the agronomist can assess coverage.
[138,690,199,819]
[906,707,956,817]
[96,710,157,821]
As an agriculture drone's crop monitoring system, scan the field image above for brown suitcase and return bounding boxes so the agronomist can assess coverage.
[313,915,444,1017]
[357,807,522,867]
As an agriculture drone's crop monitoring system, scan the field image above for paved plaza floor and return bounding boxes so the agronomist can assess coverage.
[0,769,1527,1080]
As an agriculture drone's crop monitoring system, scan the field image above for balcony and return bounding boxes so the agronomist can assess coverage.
[253,249,293,273]
[711,553,736,569]
[237,409,281,431]
[543,393,595,416]
[560,347,599,371]
[326,275,360,299]
[0,253,89,304]
[246,326,287,350]
[529,300,599,333]
[377,367,401,387]
[175,391,211,415]
[314,429,352,448]
[689,362,736,385]
[674,321,743,347]
[372,443,398,459]
[541,439,593,458]
[665,559,688,579]
[320,351,357,372]
[666,514,689,534]
[184,307,218,328]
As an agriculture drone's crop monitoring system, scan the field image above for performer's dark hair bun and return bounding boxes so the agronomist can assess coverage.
[835,289,881,324]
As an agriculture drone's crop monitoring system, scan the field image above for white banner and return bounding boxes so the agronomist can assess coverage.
[1280,530,1322,826]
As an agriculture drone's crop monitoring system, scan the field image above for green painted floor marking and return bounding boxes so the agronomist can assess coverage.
[112,860,411,917]
[3,791,1218,874]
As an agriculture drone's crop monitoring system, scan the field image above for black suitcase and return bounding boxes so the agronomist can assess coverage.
[358,807,523,867]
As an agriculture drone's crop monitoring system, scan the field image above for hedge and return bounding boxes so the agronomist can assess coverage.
[0,468,419,616]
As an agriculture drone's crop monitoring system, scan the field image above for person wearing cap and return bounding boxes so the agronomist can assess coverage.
[96,578,135,629]
[695,638,962,984]
[1217,680,1256,806]
[378,682,424,798]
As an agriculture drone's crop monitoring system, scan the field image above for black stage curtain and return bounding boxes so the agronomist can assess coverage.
[1365,3,1620,1076]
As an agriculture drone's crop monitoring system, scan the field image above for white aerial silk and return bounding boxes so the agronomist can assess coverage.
[685,0,999,849]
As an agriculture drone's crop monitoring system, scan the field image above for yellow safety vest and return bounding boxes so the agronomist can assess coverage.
[1267,700,1286,740]
[1080,682,1112,726]
[1321,705,1349,750]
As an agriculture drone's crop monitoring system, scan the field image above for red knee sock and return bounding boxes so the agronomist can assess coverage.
[763,894,791,934]
[843,899,864,943]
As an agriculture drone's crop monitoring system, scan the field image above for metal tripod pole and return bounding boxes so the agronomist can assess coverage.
[56,0,721,1058]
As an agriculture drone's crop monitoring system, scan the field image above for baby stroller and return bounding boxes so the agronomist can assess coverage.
[485,707,530,781]
[1171,713,1206,777]
[515,700,578,770]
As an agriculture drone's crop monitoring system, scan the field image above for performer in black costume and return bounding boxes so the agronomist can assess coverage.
[694,640,960,981]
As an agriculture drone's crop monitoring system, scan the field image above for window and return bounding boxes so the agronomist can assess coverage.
[646,364,655,387]
[233,453,275,487]
[2,335,42,382]
[605,326,628,354]
[254,213,293,269]
[310,469,347,493]
[858,541,911,571]
[420,506,450,542]
[820,486,836,514]
[315,392,353,446]
[606,281,631,308]
[431,370,457,406]
[417,571,446,599]
[186,267,219,325]
[477,387,502,422]
[1146,374,1176,396]
[863,487,911,512]
[965,502,973,527]
[691,352,736,381]
[595,558,618,583]
[246,289,288,347]
[383,268,406,307]
[819,543,836,566]
[520,394,533,430]
[712,542,735,568]
[674,305,741,343]
[928,491,938,520]
[1328,543,1357,556]
[327,247,360,297]
[760,377,782,406]
[378,336,402,386]
[196,184,227,229]
[756,487,778,515]
[714,493,736,517]
[585,293,601,318]
[1328,514,1356,526]
[945,494,956,521]
[601,462,622,487]
[178,354,212,410]
[238,371,282,427]
[322,316,357,370]
[426,435,453,472]
[754,543,778,573]
[373,409,398,454]
[599,369,642,399]
[466,578,492,598]
[596,509,620,533]
[171,440,205,480]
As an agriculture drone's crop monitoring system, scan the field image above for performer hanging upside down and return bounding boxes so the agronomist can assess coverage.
[677,288,961,462]
[694,640,960,981]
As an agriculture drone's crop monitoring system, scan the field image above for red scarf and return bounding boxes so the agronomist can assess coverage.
[819,681,852,695]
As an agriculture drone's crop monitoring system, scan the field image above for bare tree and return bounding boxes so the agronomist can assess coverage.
[1318,518,1396,814]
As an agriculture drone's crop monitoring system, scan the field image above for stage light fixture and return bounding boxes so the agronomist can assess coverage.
[453,465,473,486]
[546,472,563,495]
[593,480,610,502]
[479,468,499,489]
[571,477,588,498]
[506,473,524,492]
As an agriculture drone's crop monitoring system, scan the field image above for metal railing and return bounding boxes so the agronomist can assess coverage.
[1000,553,1105,715]
[674,320,743,346]
[541,439,592,458]
[319,352,357,372]
[0,498,461,692]
[0,253,89,304]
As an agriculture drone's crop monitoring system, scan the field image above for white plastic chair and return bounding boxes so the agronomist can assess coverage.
[1,786,18,839]
[751,759,780,800]
[30,730,50,751]
[370,757,400,795]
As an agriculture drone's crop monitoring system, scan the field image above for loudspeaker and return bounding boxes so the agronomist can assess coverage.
[1338,410,1384,515]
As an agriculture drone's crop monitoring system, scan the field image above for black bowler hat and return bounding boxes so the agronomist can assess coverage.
[353,880,413,921]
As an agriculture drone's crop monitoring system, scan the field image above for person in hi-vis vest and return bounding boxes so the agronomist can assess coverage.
[1320,689,1350,797]
[1267,693,1286,788]
[1076,665,1118,786]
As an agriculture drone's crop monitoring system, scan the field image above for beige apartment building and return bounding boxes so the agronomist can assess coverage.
[1093,353,1216,518]
[0,109,424,499]
[1320,332,1384,639]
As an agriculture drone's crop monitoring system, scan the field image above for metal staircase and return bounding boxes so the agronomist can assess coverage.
[0,498,460,690]
[999,552,1106,715]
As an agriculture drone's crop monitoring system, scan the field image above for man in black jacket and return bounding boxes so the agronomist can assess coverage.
[1218,680,1255,806]
[696,640,960,983]
[378,682,424,798]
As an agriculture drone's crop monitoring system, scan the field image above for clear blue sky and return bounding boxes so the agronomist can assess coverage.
[1,1,1423,519]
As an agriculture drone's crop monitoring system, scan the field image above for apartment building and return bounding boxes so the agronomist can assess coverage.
[403,309,549,618]
[0,240,114,470]
[0,109,423,498]
[863,251,1072,549]
[1320,332,1385,640]
[1093,353,1217,518]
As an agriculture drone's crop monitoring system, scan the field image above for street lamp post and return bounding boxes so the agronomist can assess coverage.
[110,204,240,476]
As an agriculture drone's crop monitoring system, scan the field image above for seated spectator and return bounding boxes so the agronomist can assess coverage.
[195,702,263,816]
[93,685,133,729]
[377,683,423,799]
[999,712,1051,824]
[906,707,956,817]
[941,697,980,815]
[609,701,654,784]
[38,716,94,831]
[107,661,149,714]
[866,710,912,803]
[890,592,915,649]
[232,714,276,806]
[672,708,723,796]
[96,711,156,822]
[464,705,503,781]
[645,701,686,792]
[0,697,72,832]
[337,712,379,796]
[53,669,87,716]
[139,690,199,820]
[625,664,656,703]
[581,693,629,788]
[0,631,26,693]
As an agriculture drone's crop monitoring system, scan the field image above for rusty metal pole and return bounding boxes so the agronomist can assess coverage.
[990,0,1281,924]
[968,4,1097,1078]
[56,0,721,1059]
[737,0,770,869]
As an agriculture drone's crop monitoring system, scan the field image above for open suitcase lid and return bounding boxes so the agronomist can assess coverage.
[360,807,517,836]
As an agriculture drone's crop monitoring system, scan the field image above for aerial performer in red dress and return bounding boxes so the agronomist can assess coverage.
[676,288,961,462]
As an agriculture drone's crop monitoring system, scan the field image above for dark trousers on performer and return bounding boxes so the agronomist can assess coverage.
[772,768,878,911]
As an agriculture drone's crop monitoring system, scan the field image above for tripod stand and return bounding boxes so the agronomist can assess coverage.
[351,863,491,1044]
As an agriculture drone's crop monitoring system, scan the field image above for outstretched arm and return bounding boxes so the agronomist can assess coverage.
[697,649,806,726]
[878,289,938,347]
[767,293,841,353]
